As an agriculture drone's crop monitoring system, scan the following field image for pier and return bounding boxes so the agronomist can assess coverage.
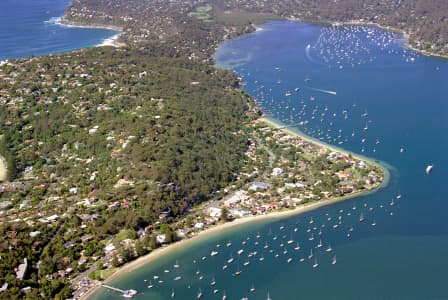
[99,283,137,298]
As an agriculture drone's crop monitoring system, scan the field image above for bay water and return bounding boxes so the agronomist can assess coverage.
[2,7,447,299]
[92,21,448,299]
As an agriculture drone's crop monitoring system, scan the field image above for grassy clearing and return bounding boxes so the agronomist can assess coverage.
[89,268,116,280]
[188,5,281,25]
[112,229,137,243]
[188,5,214,23]
[214,9,281,25]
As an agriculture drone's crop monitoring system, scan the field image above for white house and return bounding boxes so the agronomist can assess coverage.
[156,234,166,244]
[271,167,283,177]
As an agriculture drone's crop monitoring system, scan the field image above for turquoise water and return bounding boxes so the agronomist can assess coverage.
[0,0,118,60]
[90,21,448,299]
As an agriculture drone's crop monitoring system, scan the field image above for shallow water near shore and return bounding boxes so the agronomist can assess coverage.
[90,21,448,299]
[0,0,118,60]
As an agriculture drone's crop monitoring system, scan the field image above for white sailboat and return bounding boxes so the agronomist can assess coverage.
[173,260,180,268]
[309,233,314,241]
[233,265,242,276]
[197,288,203,299]
[147,281,154,289]
[308,248,314,259]
[312,258,319,268]
[359,213,365,222]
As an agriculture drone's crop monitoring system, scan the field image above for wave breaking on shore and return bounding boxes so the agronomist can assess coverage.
[44,16,122,47]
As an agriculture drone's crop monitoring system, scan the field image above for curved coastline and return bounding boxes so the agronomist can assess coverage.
[58,16,123,31]
[286,17,448,60]
[260,116,392,183]
[84,116,390,300]
[339,21,448,60]
[56,17,124,47]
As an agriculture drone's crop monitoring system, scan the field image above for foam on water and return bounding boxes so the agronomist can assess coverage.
[0,0,119,60]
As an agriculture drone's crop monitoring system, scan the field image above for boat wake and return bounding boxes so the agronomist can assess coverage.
[305,86,337,95]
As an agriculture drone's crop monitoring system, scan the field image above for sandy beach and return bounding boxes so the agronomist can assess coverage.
[56,17,124,47]
[0,156,7,181]
[260,117,391,174]
[82,118,389,299]
[82,189,383,299]
[97,33,123,47]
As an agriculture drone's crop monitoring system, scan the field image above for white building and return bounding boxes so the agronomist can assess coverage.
[208,207,222,218]
[156,234,166,244]
[271,167,283,177]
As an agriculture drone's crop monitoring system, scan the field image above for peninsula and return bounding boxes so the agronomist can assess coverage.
[4,0,446,298]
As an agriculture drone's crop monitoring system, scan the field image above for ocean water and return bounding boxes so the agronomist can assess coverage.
[90,21,448,300]
[0,0,119,60]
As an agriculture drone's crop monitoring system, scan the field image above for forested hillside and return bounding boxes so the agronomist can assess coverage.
[65,0,448,56]
[0,46,252,298]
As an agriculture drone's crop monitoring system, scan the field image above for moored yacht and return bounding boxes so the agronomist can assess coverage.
[312,258,319,269]
[332,255,337,265]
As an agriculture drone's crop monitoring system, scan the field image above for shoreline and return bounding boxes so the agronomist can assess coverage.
[83,117,389,300]
[286,17,448,60]
[0,156,7,181]
[342,21,448,60]
[260,117,390,179]
[56,17,124,48]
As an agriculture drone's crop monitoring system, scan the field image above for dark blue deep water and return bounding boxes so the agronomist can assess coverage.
[90,21,448,300]
[0,10,438,298]
[0,0,118,60]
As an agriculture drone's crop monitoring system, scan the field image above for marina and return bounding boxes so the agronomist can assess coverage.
[90,20,448,300]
